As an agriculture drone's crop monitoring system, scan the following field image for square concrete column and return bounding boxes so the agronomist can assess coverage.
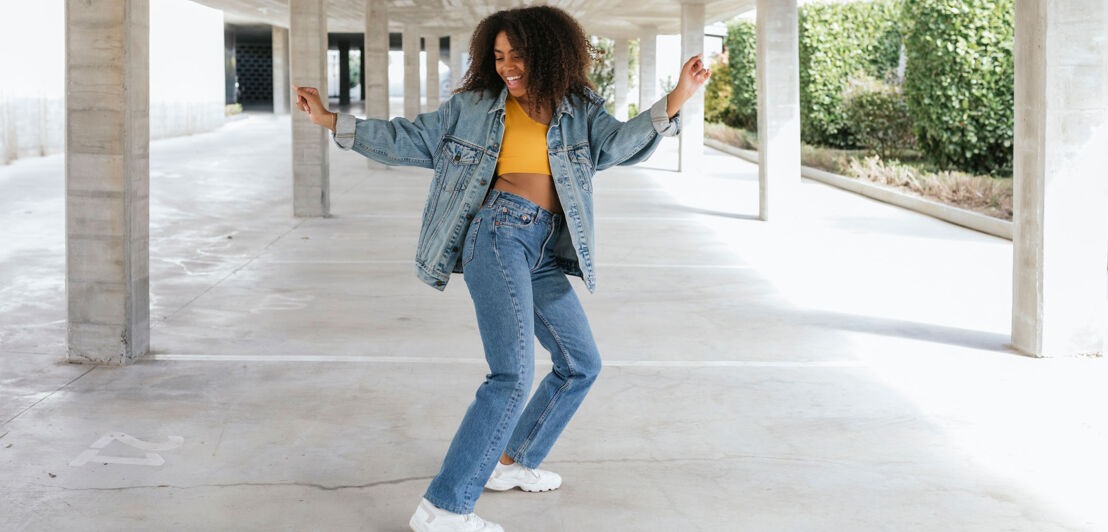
[613,37,630,120]
[679,2,705,174]
[638,26,657,111]
[423,33,440,112]
[359,41,366,102]
[289,0,329,217]
[65,0,150,364]
[1,90,13,164]
[272,26,290,114]
[364,0,389,119]
[402,26,421,119]
[338,39,351,107]
[450,31,470,90]
[756,0,801,221]
[1012,0,1108,357]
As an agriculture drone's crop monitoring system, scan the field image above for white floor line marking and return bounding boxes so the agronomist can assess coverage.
[148,354,864,368]
[70,433,184,467]
[264,259,751,269]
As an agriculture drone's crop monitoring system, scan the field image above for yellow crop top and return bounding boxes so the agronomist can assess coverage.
[495,96,551,176]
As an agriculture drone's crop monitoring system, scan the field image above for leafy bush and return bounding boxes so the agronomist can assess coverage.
[798,0,903,148]
[724,20,757,130]
[588,36,638,115]
[843,73,915,158]
[704,56,736,125]
[588,36,615,102]
[902,0,1014,174]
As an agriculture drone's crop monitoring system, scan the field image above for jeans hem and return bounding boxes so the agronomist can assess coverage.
[421,492,474,515]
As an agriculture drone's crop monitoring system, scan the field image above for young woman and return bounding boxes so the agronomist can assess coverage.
[294,6,709,532]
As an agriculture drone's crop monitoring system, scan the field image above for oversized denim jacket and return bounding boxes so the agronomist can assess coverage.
[332,87,680,293]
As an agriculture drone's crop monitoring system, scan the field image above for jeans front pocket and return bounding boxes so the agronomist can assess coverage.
[493,205,538,229]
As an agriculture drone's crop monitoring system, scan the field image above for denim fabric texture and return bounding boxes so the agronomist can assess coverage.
[332,87,680,293]
[422,190,602,514]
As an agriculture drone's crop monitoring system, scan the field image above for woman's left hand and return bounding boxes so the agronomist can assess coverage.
[666,53,712,118]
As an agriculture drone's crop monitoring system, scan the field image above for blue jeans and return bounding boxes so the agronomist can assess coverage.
[423,190,602,514]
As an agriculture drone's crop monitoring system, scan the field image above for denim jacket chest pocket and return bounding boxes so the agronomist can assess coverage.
[566,143,594,194]
[438,138,482,191]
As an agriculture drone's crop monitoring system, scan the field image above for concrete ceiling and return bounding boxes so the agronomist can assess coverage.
[192,0,756,37]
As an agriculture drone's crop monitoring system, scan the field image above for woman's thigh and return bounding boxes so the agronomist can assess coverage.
[530,265,601,378]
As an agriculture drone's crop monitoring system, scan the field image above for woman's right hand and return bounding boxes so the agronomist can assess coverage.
[293,85,336,131]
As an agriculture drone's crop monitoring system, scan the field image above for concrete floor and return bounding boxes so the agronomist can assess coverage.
[1,113,1105,531]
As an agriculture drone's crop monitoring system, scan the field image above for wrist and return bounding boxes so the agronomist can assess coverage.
[666,92,684,119]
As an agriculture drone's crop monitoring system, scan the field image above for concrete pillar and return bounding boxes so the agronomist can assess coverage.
[289,0,329,217]
[756,0,801,221]
[678,2,705,174]
[450,31,470,90]
[65,0,150,364]
[402,25,420,119]
[638,26,657,111]
[359,41,366,102]
[424,33,440,111]
[364,0,388,119]
[1,90,14,164]
[338,39,351,107]
[272,26,290,114]
[1012,0,1108,357]
[613,37,629,120]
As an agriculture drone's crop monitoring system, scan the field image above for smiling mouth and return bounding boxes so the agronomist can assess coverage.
[505,75,522,88]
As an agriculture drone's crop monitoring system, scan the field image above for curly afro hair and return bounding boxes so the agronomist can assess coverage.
[455,5,597,114]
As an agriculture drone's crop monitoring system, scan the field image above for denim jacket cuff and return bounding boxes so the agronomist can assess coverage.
[649,96,680,137]
[332,113,356,150]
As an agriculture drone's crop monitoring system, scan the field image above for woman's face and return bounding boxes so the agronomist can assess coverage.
[493,30,527,100]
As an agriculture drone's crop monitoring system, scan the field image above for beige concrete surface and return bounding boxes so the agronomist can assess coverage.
[1,113,1105,531]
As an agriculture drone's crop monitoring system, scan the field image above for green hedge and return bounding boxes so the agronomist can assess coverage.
[704,55,735,125]
[902,0,1013,174]
[799,0,903,148]
[724,20,757,130]
[843,74,915,158]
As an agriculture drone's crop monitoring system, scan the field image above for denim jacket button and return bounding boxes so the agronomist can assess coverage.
[451,246,458,252]
[479,179,487,185]
[435,281,444,286]
[466,213,474,220]
[453,154,461,162]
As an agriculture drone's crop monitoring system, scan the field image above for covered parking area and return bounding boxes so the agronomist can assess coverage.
[2,0,1106,529]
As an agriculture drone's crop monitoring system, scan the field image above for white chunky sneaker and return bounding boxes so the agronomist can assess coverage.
[408,497,505,532]
[484,461,563,492]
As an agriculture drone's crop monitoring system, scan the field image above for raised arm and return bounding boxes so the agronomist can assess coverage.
[666,53,712,118]
[588,54,711,170]
[293,85,445,169]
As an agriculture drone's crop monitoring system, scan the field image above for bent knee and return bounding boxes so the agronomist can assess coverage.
[486,369,534,391]
[576,357,601,384]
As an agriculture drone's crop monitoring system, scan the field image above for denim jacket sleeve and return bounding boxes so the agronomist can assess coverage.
[331,100,449,169]
[588,95,681,171]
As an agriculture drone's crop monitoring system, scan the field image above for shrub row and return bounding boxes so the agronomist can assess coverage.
[708,0,1014,174]
[902,0,1014,174]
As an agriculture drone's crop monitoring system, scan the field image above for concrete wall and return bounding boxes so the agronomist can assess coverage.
[0,0,223,165]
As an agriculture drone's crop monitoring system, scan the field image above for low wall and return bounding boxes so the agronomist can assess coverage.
[704,138,1014,241]
[0,0,225,166]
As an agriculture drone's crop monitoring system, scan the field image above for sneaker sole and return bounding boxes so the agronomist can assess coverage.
[484,479,561,492]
